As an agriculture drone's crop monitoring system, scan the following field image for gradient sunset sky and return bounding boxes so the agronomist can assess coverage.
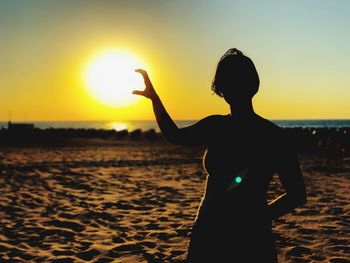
[1,0,349,121]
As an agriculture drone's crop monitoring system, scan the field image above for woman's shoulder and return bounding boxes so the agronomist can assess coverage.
[198,114,228,124]
[256,116,296,150]
[254,115,289,141]
[255,115,283,131]
[190,115,228,135]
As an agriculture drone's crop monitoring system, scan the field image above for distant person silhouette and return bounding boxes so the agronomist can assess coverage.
[133,48,307,262]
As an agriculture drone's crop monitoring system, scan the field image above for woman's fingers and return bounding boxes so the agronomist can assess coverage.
[133,69,155,99]
[132,90,145,96]
[133,69,148,97]
[135,68,152,86]
[135,68,145,73]
[135,68,147,79]
[135,68,147,75]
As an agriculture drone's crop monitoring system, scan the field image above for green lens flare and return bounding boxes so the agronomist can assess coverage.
[227,169,247,191]
[235,176,242,184]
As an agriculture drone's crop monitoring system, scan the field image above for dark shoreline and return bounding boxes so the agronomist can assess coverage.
[0,127,349,159]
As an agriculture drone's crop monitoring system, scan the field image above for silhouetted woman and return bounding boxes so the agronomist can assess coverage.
[133,48,307,262]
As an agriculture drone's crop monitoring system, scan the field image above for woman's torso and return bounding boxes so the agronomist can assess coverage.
[199,114,282,225]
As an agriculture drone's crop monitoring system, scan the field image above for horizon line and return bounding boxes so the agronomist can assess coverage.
[1,118,350,123]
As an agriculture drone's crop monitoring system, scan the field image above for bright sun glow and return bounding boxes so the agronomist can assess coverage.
[84,50,145,107]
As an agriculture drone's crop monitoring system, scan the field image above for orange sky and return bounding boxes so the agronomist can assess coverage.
[1,1,349,121]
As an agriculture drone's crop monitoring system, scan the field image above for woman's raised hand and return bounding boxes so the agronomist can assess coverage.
[133,69,158,100]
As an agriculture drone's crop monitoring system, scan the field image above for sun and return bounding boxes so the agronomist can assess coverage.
[84,49,145,107]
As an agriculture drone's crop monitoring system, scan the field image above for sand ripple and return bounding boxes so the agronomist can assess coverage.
[1,143,349,262]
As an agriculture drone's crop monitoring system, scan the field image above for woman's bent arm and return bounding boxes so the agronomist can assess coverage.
[269,151,307,220]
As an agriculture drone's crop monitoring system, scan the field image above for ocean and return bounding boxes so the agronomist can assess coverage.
[1,119,350,132]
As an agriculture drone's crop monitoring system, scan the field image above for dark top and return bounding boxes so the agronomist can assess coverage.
[177,114,291,262]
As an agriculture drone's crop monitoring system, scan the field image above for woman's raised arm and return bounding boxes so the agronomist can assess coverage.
[133,69,215,146]
[133,69,180,143]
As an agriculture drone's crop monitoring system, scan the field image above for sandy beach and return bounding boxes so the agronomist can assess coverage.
[0,139,349,262]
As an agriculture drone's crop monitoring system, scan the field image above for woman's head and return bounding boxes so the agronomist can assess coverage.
[211,48,259,104]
